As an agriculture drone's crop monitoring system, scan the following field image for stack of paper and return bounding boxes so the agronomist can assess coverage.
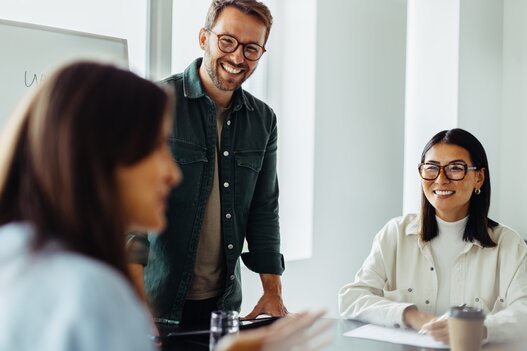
[344,324,449,349]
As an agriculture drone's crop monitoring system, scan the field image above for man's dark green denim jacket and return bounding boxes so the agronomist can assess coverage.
[143,58,285,323]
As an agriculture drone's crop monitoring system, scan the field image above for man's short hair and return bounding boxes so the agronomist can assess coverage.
[204,0,273,44]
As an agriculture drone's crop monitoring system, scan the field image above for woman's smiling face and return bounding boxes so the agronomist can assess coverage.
[421,143,485,222]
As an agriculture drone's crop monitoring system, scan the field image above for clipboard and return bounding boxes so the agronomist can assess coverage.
[163,316,281,339]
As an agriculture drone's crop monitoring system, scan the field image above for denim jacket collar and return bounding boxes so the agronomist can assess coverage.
[182,58,254,112]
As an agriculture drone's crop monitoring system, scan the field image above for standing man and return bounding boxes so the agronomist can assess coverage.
[128,0,287,325]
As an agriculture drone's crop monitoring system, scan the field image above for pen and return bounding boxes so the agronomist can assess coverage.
[418,303,467,335]
[418,312,450,335]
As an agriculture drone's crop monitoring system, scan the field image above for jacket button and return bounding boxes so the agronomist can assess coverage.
[225,213,232,219]
[223,151,229,157]
[475,298,480,302]
[425,300,430,304]
[223,182,230,188]
[500,299,504,302]
[430,267,434,271]
[230,275,235,280]
[227,244,234,250]
[408,288,413,292]
[226,120,231,126]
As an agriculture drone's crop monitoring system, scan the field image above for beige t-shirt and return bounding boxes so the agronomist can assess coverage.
[186,105,228,300]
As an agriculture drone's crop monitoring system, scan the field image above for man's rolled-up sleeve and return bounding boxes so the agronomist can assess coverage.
[243,113,284,275]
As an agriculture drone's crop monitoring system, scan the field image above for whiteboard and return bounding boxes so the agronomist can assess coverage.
[0,19,128,129]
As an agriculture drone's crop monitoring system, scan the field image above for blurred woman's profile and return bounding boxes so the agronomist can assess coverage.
[0,61,181,351]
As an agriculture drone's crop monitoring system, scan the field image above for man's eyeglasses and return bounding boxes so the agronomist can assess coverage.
[418,162,479,181]
[206,29,266,61]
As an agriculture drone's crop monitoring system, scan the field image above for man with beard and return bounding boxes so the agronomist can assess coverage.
[127,0,287,326]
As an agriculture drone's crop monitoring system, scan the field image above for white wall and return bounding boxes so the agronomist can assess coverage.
[498,0,527,237]
[171,0,209,74]
[457,0,504,220]
[265,0,317,261]
[403,0,459,214]
[241,0,407,317]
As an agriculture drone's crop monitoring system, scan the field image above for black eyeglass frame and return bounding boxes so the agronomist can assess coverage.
[417,162,480,181]
[205,28,266,61]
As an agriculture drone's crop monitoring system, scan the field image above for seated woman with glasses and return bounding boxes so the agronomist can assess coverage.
[338,128,527,345]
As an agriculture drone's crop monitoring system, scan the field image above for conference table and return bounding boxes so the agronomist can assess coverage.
[158,318,523,351]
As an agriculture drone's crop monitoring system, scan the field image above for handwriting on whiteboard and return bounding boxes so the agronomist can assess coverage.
[24,71,47,88]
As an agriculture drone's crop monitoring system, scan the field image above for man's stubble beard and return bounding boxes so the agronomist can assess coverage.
[204,51,254,92]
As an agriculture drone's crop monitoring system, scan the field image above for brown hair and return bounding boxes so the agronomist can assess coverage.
[0,61,171,282]
[205,0,273,43]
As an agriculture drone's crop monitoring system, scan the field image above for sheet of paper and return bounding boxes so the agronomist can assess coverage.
[343,324,449,349]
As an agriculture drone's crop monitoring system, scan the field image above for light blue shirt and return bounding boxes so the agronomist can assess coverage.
[0,222,156,351]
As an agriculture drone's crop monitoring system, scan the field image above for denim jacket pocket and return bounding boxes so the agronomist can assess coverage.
[170,138,208,205]
[171,138,208,165]
[234,150,265,210]
[235,150,264,172]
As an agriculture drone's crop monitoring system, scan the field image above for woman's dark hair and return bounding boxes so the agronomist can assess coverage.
[0,61,171,282]
[419,128,497,247]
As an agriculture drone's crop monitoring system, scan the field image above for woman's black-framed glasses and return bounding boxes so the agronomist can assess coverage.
[206,29,266,61]
[418,162,479,181]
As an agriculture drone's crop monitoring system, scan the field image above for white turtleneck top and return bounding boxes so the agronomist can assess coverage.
[429,216,468,315]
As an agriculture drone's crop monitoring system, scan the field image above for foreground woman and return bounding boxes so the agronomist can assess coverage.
[0,61,180,350]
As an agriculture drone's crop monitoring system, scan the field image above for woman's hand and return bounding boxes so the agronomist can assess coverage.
[420,316,488,345]
[420,317,449,343]
[402,306,436,331]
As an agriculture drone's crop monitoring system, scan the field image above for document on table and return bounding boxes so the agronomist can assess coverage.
[343,324,449,349]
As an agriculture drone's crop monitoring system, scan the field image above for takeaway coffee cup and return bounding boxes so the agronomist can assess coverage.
[448,306,485,351]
